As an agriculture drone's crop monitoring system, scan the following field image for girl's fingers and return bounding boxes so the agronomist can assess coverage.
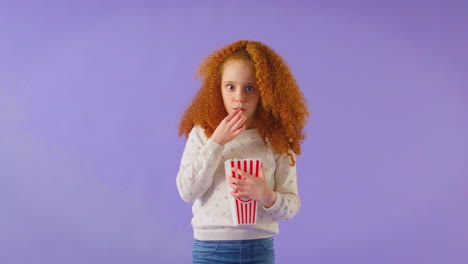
[230,179,247,187]
[231,115,246,130]
[232,168,244,178]
[229,111,244,125]
[258,164,265,178]
[232,168,253,179]
[225,109,242,122]
[230,178,238,184]
[228,181,243,188]
[231,191,248,198]
[228,182,238,190]
[235,193,251,201]
[233,125,246,137]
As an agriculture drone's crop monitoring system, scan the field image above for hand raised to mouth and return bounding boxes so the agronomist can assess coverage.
[210,109,246,146]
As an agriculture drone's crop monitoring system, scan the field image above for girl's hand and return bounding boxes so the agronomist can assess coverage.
[210,110,246,146]
[227,165,277,208]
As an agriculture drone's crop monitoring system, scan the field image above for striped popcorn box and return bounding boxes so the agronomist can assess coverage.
[224,158,263,226]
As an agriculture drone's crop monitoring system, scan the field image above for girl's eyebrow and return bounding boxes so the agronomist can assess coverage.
[222,81,256,85]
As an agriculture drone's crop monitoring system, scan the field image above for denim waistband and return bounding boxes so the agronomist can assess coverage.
[194,237,273,244]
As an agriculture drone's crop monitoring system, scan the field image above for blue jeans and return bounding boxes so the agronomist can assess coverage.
[193,237,275,264]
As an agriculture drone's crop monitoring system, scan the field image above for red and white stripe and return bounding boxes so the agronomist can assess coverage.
[230,159,261,224]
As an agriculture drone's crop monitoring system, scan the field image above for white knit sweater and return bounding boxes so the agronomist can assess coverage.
[176,126,300,241]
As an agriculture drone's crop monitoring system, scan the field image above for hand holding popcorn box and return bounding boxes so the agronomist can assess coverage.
[224,158,263,225]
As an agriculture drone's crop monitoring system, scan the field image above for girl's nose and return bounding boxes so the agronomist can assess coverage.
[235,90,246,102]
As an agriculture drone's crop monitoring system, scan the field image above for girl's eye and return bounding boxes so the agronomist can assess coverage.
[245,86,255,93]
[227,84,235,91]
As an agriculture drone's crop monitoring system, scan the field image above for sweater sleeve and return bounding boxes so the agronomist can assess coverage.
[176,126,225,203]
[262,150,300,220]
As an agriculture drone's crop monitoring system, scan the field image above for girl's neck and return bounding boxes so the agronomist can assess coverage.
[244,118,256,130]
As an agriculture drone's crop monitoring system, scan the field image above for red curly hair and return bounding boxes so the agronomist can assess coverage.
[178,40,309,166]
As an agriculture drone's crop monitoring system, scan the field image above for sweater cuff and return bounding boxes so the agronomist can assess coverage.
[262,192,282,213]
[206,138,224,152]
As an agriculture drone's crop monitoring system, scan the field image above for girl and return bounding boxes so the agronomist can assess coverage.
[176,40,309,264]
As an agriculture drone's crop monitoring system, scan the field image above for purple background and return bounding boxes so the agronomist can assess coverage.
[1,1,467,263]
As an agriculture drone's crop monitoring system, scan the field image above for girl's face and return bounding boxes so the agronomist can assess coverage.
[221,59,260,129]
